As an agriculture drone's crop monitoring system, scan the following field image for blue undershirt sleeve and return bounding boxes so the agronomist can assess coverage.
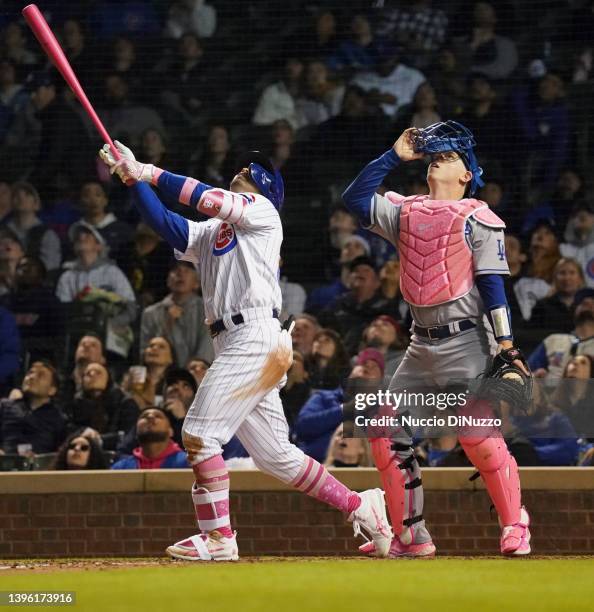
[131,183,189,252]
[475,273,513,341]
[342,149,400,226]
[156,171,214,209]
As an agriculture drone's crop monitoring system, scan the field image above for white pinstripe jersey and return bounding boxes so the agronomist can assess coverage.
[174,191,283,322]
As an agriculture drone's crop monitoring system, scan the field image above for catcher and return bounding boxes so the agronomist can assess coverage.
[343,121,532,558]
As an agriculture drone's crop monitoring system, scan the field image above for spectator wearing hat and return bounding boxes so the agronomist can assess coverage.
[307,233,371,314]
[111,407,188,469]
[0,360,65,455]
[529,257,585,335]
[56,224,137,355]
[322,256,399,354]
[140,260,212,367]
[161,367,198,446]
[68,181,132,262]
[528,289,594,379]
[361,315,409,378]
[5,181,61,272]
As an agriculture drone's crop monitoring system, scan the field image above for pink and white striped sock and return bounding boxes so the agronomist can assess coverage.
[191,454,234,538]
[291,456,361,513]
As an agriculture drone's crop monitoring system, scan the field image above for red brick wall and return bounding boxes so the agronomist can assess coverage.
[2,489,593,557]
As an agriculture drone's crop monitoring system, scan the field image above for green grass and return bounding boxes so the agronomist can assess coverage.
[1,558,593,612]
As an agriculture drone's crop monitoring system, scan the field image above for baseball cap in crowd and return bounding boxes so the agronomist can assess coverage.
[345,234,371,256]
[573,288,594,308]
[164,367,198,395]
[349,255,377,272]
[69,221,106,246]
[356,348,385,376]
[373,314,401,334]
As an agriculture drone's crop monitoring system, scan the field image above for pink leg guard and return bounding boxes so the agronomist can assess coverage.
[191,455,233,537]
[370,438,406,535]
[459,435,521,526]
[290,456,361,514]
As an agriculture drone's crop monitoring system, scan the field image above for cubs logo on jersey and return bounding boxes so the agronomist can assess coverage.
[213,222,237,256]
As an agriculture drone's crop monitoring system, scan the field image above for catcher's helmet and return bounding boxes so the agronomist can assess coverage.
[235,151,284,210]
[411,120,485,196]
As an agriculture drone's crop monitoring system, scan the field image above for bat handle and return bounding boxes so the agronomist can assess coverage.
[104,138,135,187]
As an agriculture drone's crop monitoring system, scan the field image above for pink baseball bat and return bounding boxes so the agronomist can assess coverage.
[22,4,128,174]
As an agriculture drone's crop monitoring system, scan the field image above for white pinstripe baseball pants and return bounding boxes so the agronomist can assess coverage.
[182,311,306,482]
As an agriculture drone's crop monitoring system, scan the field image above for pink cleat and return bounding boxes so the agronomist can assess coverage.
[359,536,436,559]
[166,530,239,561]
[500,507,531,556]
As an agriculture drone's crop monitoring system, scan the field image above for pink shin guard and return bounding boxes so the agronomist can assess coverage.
[460,436,521,526]
[370,438,406,536]
[191,455,233,537]
[290,456,360,514]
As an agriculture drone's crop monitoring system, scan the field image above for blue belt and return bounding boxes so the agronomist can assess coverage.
[210,309,279,337]
[413,319,476,341]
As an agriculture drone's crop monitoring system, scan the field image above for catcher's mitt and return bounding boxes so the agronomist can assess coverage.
[477,347,533,414]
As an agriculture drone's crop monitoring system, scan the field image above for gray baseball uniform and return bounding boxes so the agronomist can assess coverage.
[370,191,510,543]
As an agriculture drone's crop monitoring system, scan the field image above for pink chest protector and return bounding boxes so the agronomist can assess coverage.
[395,195,502,307]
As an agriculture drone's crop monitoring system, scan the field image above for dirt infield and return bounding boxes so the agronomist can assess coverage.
[2,555,594,574]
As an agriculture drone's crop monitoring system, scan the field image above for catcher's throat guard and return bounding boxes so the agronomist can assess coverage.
[411,120,485,196]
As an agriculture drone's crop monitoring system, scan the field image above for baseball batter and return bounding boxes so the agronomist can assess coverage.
[343,121,532,557]
[100,143,392,561]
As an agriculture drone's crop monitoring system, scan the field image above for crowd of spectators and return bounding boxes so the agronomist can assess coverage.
[1,0,594,470]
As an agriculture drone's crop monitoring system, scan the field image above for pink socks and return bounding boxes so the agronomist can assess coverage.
[291,456,361,513]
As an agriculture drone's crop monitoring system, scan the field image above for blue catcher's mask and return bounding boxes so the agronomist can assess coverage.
[411,120,485,196]
[234,151,284,210]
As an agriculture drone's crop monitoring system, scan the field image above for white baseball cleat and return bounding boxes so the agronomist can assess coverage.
[349,488,393,558]
[166,530,239,561]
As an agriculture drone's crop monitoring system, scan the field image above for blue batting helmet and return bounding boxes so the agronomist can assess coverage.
[411,120,485,196]
[235,151,284,210]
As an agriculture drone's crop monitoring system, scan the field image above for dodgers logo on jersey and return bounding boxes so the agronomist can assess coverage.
[497,239,505,261]
[213,222,237,256]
